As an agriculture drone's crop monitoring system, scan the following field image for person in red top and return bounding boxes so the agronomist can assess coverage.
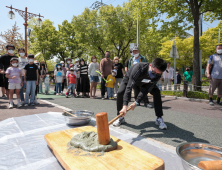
[65,68,76,98]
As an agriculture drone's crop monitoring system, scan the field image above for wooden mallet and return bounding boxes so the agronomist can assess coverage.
[96,107,131,145]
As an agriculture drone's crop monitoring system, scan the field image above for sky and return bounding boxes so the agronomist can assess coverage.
[0,0,220,42]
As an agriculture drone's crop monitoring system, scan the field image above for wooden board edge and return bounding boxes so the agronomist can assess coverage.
[44,134,71,170]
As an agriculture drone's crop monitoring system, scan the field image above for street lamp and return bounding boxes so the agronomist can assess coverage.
[6,5,44,56]
[7,10,15,19]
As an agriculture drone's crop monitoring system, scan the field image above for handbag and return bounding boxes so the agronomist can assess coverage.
[205,55,214,76]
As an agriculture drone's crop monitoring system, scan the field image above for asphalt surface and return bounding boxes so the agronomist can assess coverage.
[38,90,222,148]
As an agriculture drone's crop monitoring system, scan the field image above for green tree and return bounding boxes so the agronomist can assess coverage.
[130,0,222,90]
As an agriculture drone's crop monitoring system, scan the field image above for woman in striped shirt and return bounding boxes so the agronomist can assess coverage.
[76,58,90,98]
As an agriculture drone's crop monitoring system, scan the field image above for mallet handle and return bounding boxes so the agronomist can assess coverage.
[108,107,131,125]
[63,110,77,117]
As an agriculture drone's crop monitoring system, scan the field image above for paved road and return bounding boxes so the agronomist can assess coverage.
[38,90,222,148]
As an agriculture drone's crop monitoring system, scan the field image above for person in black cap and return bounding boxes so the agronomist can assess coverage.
[0,44,18,99]
[113,58,168,130]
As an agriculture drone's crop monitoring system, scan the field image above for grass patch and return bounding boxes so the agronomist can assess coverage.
[161,91,217,100]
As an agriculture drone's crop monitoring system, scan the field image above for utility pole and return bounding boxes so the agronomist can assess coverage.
[199,14,202,82]
[219,28,220,44]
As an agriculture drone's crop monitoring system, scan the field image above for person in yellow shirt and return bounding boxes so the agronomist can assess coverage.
[106,70,117,99]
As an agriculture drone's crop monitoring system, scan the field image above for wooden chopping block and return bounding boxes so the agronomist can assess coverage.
[198,160,222,170]
[44,126,165,170]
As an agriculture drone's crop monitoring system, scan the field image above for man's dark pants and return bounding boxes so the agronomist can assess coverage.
[117,81,163,117]
[101,76,107,97]
[133,85,149,104]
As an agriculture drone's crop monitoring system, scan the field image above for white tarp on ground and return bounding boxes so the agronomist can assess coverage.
[0,112,183,170]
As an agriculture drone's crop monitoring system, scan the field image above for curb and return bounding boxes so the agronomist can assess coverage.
[161,95,209,103]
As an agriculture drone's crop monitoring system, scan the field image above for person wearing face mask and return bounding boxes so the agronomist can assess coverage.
[54,63,65,95]
[105,70,117,99]
[0,44,18,99]
[76,58,90,98]
[24,54,39,106]
[113,56,124,97]
[5,58,23,108]
[88,56,99,98]
[44,73,51,95]
[125,48,133,72]
[100,51,114,99]
[162,62,174,90]
[66,64,77,97]
[183,66,193,92]
[39,62,47,94]
[65,58,72,70]
[113,58,168,130]
[172,69,181,91]
[74,59,80,97]
[18,48,28,105]
[60,61,67,94]
[127,46,152,108]
[207,44,222,106]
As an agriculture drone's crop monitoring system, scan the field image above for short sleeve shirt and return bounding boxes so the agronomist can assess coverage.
[6,67,22,84]
[24,64,38,81]
[67,74,76,84]
[54,70,64,83]
[208,54,222,79]
[183,71,193,82]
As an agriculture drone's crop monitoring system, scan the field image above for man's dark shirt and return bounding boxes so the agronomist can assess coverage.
[123,62,161,105]
[0,54,18,71]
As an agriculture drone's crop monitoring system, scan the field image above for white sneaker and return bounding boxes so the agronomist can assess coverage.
[56,93,59,96]
[21,101,25,105]
[17,103,22,108]
[8,103,13,109]
[146,104,153,108]
[114,94,117,97]
[155,117,167,130]
[61,91,63,94]
[34,100,39,104]
[113,117,125,127]
[24,104,29,107]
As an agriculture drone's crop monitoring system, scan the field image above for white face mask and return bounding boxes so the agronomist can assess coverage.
[76,62,79,65]
[67,61,71,64]
[8,50,14,54]
[29,59,34,63]
[19,53,25,57]
[112,73,116,77]
[46,75,49,77]
[134,53,139,58]
[93,59,96,62]
[130,53,133,56]
[176,72,178,74]
[57,66,61,69]
[70,71,74,74]
[12,63,18,67]
[115,60,118,63]
[217,49,222,54]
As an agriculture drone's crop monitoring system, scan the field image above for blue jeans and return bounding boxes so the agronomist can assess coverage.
[56,83,62,93]
[39,79,44,93]
[20,76,25,101]
[45,84,50,92]
[107,87,114,98]
[25,81,36,104]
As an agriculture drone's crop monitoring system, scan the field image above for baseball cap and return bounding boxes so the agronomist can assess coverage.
[70,68,74,71]
[60,61,64,64]
[132,46,139,51]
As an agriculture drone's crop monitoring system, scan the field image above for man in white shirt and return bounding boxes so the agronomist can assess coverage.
[162,62,174,90]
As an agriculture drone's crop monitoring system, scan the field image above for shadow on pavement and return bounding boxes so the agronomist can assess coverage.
[123,121,209,145]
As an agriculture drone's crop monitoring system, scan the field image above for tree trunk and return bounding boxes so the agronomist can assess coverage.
[193,14,201,91]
